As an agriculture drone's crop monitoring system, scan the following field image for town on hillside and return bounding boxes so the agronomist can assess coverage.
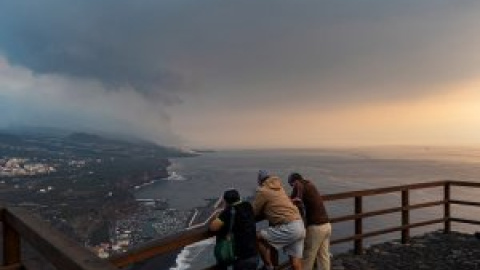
[0,129,200,258]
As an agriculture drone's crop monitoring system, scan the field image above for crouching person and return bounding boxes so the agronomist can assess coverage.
[209,189,258,270]
[254,170,306,270]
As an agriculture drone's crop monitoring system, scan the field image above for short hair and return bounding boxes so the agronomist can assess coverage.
[288,172,303,185]
[223,189,240,205]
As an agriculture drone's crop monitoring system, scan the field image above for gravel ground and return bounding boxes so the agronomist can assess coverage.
[332,231,480,270]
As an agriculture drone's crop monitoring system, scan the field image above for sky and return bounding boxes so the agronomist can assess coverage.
[1,1,480,149]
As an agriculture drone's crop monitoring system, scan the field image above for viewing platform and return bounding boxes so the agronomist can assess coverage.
[1,180,480,270]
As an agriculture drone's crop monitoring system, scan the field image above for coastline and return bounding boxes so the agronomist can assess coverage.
[126,158,190,270]
[129,194,222,270]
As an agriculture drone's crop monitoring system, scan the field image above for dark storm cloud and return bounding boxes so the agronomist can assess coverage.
[1,0,479,104]
[0,58,183,145]
[1,0,480,146]
[0,0,189,102]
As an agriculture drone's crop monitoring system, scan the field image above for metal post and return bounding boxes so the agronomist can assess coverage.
[401,189,410,244]
[354,196,363,255]
[444,182,451,234]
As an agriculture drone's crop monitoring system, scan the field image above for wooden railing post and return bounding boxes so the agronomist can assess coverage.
[3,222,21,266]
[354,196,363,255]
[444,181,451,234]
[401,189,410,244]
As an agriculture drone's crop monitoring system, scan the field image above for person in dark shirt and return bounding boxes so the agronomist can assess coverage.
[289,173,331,270]
[209,189,258,270]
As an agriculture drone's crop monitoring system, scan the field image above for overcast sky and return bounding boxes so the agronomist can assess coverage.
[1,1,480,148]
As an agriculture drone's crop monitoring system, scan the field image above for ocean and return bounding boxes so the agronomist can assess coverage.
[135,147,480,270]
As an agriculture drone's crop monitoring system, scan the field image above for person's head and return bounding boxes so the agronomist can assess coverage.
[257,169,270,185]
[288,172,303,186]
[223,189,241,205]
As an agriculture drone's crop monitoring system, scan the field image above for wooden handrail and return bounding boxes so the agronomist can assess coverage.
[448,180,480,187]
[331,218,446,244]
[110,225,214,268]
[329,200,445,223]
[449,200,480,207]
[450,217,480,226]
[110,206,221,268]
[2,180,480,270]
[3,218,20,267]
[275,217,447,270]
[109,180,480,268]
[322,180,446,201]
[109,180,454,267]
[3,207,118,270]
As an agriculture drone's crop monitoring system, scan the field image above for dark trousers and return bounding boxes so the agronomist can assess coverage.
[218,256,258,270]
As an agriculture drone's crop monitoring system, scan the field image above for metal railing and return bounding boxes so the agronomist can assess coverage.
[2,180,480,270]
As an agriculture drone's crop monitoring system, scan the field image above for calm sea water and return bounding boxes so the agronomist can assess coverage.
[135,147,480,270]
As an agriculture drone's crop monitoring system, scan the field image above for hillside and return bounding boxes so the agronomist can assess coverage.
[0,128,194,244]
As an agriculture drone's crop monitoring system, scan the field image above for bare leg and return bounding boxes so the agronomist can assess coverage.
[257,232,274,268]
[289,256,302,270]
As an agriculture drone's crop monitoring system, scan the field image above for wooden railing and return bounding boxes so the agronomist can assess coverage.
[110,180,480,270]
[2,180,480,270]
[324,180,449,254]
[1,207,118,270]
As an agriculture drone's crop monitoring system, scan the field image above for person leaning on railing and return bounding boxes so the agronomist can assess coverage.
[253,170,306,270]
[209,189,258,270]
[289,172,331,270]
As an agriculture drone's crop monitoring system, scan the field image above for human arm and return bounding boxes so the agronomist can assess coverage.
[209,218,224,232]
[208,210,226,232]
[290,181,304,204]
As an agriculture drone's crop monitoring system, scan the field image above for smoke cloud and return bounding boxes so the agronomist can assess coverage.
[1,1,480,147]
[0,57,181,145]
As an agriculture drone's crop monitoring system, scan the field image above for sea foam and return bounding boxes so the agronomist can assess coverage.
[169,238,214,270]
